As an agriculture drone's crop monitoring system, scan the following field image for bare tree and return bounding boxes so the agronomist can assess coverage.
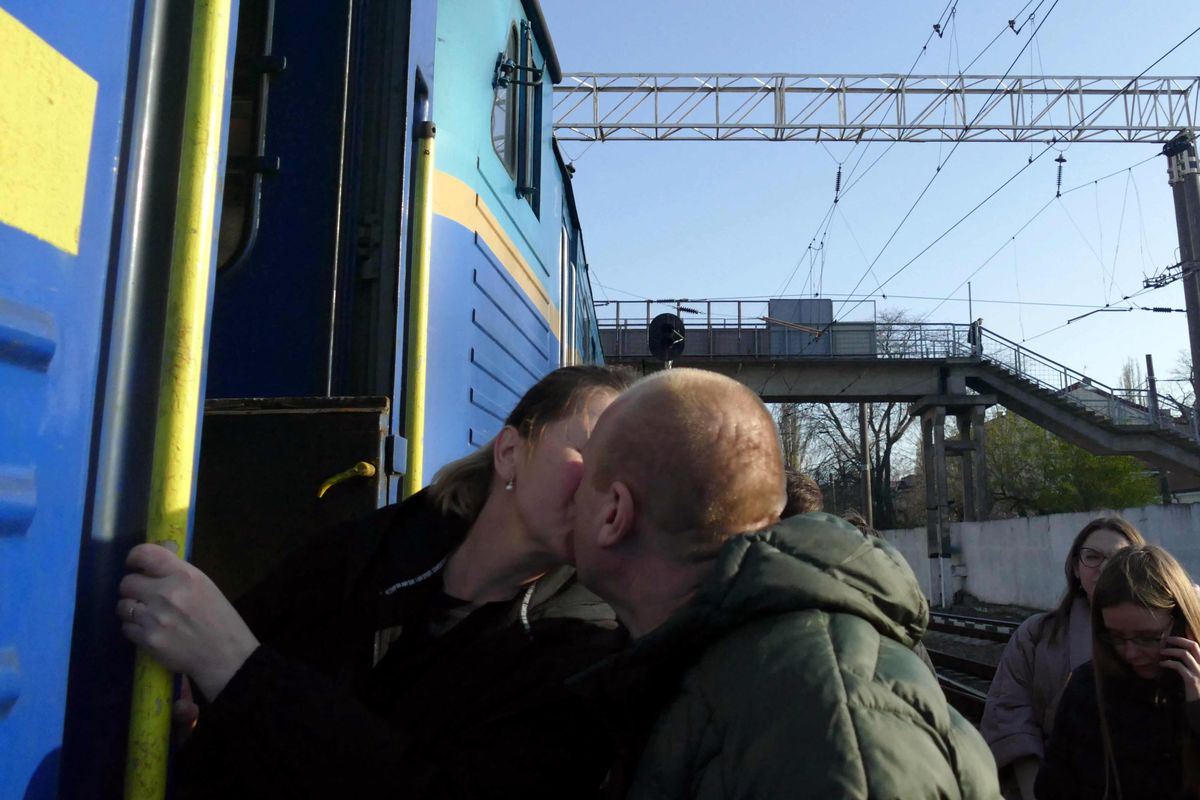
[808,401,918,527]
[1119,356,1145,400]
[773,402,819,471]
[1167,348,1195,408]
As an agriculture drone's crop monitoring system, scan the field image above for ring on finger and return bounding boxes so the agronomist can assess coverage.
[127,602,137,621]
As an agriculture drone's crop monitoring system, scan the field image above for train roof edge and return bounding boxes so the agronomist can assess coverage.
[519,0,562,83]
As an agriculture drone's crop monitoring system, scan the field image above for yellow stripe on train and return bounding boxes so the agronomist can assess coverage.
[0,7,98,256]
[432,169,561,338]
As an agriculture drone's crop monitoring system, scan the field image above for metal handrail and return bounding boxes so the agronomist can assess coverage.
[596,299,1199,443]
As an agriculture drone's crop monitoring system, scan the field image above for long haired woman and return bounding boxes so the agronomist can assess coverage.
[982,517,1146,799]
[1037,544,1200,800]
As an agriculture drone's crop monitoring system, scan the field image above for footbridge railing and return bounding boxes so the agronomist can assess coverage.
[596,299,1200,444]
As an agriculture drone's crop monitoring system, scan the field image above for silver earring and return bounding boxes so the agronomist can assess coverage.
[505,479,514,492]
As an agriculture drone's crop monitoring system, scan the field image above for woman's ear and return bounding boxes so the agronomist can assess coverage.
[493,426,524,485]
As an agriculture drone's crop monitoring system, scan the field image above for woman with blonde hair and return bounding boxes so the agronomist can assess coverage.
[1037,545,1200,799]
[117,365,635,798]
[982,516,1146,799]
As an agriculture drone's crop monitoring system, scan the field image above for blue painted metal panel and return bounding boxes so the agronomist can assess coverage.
[0,2,138,796]
[421,214,554,478]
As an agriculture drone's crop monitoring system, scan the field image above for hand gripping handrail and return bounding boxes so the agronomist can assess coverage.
[124,2,233,798]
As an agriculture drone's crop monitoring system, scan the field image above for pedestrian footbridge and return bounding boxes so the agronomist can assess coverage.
[598,299,1200,605]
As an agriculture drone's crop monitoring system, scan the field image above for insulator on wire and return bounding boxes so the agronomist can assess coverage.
[1054,154,1067,197]
[833,165,843,203]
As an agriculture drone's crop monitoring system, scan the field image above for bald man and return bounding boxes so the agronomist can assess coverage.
[571,369,999,799]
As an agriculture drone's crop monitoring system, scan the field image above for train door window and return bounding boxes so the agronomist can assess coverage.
[568,263,578,363]
[558,226,570,365]
[218,0,273,268]
[491,28,518,178]
[494,21,542,216]
[517,22,542,216]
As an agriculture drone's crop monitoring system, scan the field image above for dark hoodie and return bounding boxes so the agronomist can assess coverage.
[581,512,1000,800]
[177,490,624,799]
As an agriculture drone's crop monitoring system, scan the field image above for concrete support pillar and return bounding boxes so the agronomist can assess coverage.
[957,411,977,523]
[971,406,990,520]
[922,407,949,608]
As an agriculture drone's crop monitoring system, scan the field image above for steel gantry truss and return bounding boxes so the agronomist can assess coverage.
[553,74,1200,143]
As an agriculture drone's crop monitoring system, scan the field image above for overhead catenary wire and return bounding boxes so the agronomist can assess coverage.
[833,0,1062,321]
[895,152,1158,318]
[781,0,1041,300]
[825,21,1200,331]
[600,288,1173,315]
[598,150,1165,325]
[777,0,968,298]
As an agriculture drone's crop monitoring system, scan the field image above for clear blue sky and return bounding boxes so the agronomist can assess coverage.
[541,1,1200,392]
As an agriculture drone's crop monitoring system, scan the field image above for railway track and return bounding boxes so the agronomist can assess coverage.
[924,611,1021,724]
[928,611,1019,642]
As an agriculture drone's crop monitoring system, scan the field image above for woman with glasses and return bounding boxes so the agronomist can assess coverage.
[1036,545,1200,800]
[982,517,1146,800]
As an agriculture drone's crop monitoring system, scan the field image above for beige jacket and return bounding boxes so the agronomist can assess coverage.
[980,596,1091,769]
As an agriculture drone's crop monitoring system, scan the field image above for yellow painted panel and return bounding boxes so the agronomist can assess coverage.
[432,169,561,337]
[0,7,98,256]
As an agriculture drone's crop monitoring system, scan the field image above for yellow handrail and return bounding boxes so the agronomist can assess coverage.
[124,1,233,797]
[401,121,436,498]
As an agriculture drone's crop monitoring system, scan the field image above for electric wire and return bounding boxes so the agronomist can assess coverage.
[1108,171,1134,300]
[777,0,965,298]
[833,0,1062,320]
[904,153,1157,317]
[827,23,1200,330]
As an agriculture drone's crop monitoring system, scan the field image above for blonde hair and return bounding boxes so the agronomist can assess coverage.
[1090,545,1200,799]
[425,365,635,519]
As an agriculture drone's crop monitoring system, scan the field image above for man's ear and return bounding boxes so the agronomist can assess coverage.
[597,481,636,549]
[493,426,523,484]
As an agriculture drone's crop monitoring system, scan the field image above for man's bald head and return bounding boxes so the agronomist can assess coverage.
[590,369,785,551]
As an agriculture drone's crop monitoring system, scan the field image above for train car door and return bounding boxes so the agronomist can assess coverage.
[192,0,435,599]
[0,2,140,795]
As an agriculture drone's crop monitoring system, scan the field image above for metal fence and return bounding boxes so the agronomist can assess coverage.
[597,300,1200,443]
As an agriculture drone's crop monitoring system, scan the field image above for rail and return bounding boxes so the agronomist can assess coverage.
[597,299,1200,443]
[926,648,994,725]
[928,611,1018,643]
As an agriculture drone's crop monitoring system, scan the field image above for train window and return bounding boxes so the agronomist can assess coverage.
[492,28,518,179]
[559,227,570,365]
[493,21,542,216]
[518,24,542,216]
[217,0,275,270]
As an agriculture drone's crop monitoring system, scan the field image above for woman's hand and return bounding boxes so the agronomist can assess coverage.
[117,543,259,701]
[1161,635,1200,702]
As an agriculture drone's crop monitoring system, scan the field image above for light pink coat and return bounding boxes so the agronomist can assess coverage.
[980,596,1091,769]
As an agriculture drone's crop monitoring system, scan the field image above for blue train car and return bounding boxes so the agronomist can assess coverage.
[0,0,603,796]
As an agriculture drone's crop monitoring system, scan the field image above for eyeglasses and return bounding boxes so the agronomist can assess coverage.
[1098,627,1172,651]
[1078,547,1113,569]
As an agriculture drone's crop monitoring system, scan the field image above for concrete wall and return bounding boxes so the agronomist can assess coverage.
[882,504,1200,610]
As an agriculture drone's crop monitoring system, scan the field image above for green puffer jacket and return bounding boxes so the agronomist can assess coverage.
[593,513,1000,800]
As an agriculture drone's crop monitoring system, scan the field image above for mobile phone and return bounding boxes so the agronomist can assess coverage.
[1157,616,1189,695]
